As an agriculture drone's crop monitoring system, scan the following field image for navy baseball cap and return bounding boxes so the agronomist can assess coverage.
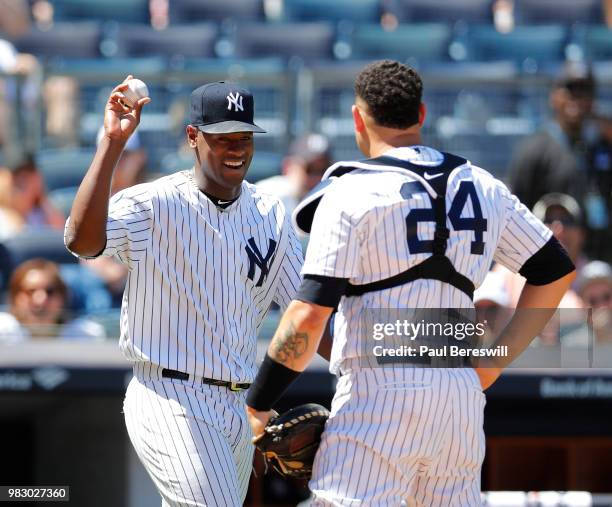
[189,82,266,134]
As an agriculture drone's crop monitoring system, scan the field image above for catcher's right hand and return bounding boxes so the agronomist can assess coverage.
[252,403,330,480]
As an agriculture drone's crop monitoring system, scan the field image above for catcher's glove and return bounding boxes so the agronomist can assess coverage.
[252,403,330,479]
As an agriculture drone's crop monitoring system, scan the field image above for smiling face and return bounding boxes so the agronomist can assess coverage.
[187,125,254,199]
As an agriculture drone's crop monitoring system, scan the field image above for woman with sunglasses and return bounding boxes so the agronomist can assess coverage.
[0,258,105,343]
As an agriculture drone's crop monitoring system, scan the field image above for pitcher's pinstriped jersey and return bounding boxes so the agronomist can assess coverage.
[301,146,552,375]
[68,170,303,382]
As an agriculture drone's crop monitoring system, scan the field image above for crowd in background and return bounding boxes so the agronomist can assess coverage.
[0,0,610,348]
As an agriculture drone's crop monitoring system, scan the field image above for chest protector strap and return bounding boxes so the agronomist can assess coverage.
[344,153,475,300]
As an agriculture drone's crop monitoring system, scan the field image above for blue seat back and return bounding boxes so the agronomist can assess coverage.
[282,0,381,23]
[350,23,451,62]
[233,23,335,62]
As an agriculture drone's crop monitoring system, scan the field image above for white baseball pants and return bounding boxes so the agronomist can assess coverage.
[123,365,253,507]
[310,367,486,506]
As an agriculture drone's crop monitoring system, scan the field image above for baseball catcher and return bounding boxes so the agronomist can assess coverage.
[252,403,330,479]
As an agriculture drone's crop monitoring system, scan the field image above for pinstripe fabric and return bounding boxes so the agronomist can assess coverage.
[124,366,253,507]
[66,170,303,382]
[301,146,552,506]
[66,169,303,506]
[302,146,552,376]
[310,369,485,507]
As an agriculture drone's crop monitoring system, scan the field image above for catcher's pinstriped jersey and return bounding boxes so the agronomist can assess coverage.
[302,145,552,374]
[300,145,553,506]
[68,169,303,382]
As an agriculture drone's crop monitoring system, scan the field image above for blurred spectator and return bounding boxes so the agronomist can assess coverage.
[0,154,64,238]
[30,0,54,30]
[507,61,612,260]
[605,0,612,27]
[493,193,585,308]
[257,133,333,216]
[43,76,80,148]
[0,164,23,239]
[492,0,514,33]
[532,193,589,279]
[150,0,169,30]
[564,260,612,346]
[0,258,105,343]
[0,36,40,154]
[0,0,31,38]
[474,270,512,346]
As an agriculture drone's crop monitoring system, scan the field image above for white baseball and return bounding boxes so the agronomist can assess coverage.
[122,78,149,107]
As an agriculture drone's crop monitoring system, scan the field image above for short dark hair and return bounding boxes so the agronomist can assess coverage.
[354,60,423,129]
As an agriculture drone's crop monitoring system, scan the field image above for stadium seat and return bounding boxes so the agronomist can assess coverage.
[421,61,519,118]
[52,0,149,24]
[47,57,167,78]
[437,131,529,177]
[514,0,603,25]
[233,22,335,62]
[37,149,94,191]
[582,26,612,62]
[423,60,518,78]
[281,0,381,24]
[349,23,451,62]
[392,0,493,24]
[114,23,218,59]
[171,0,264,24]
[463,24,568,68]
[4,228,78,270]
[11,22,102,59]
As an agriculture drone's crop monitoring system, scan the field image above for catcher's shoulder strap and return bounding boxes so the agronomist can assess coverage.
[344,152,475,300]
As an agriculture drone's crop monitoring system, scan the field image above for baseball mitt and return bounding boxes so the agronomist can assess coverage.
[252,403,330,479]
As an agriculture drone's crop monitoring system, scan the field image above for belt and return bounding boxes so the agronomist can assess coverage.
[161,368,251,392]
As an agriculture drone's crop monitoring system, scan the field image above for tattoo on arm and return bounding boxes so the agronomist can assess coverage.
[270,322,309,367]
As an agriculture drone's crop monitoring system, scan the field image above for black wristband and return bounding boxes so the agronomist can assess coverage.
[246,353,301,411]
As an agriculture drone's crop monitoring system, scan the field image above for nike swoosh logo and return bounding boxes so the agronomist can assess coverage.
[424,172,443,180]
[218,200,232,205]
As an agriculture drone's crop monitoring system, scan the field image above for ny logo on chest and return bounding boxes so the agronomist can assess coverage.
[245,237,277,287]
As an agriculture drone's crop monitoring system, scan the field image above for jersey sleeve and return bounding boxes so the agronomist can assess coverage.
[272,209,304,312]
[103,186,154,263]
[493,184,553,273]
[302,183,363,279]
[65,185,154,265]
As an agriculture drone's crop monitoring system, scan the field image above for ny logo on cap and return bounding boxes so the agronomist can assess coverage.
[227,92,244,112]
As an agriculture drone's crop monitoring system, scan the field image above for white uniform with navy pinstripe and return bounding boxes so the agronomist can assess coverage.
[66,169,303,506]
[301,146,552,506]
